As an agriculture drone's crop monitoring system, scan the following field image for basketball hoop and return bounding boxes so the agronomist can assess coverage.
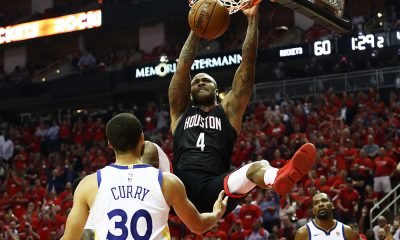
[189,0,261,14]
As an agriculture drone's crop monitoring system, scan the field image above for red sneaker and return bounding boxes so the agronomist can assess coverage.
[272,143,316,195]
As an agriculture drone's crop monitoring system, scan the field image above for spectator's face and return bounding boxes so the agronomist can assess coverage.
[65,183,72,192]
[309,186,317,195]
[9,221,16,229]
[378,228,386,240]
[245,194,253,204]
[251,221,260,231]
[368,135,374,144]
[345,139,353,147]
[347,182,353,190]
[34,179,41,187]
[351,164,359,173]
[379,148,385,156]
[319,176,326,185]
[360,149,366,157]
[49,231,57,240]
[27,202,34,211]
[274,149,281,158]
[283,136,289,144]
[281,215,290,226]
[377,217,386,227]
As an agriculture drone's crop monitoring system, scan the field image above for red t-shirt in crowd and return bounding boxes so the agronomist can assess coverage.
[338,187,360,215]
[230,230,250,240]
[351,157,374,177]
[59,123,71,139]
[218,212,236,233]
[238,204,262,231]
[93,125,105,142]
[204,229,228,240]
[374,156,397,176]
[232,147,251,167]
[270,158,287,168]
[73,126,84,144]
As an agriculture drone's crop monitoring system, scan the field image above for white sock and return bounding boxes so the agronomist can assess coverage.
[227,163,257,194]
[264,165,279,185]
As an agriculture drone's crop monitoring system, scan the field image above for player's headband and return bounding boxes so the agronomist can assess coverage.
[191,73,217,88]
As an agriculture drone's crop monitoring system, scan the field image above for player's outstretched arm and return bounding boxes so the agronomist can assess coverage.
[61,175,94,240]
[142,141,172,173]
[294,225,309,240]
[222,5,258,133]
[169,31,200,132]
[162,172,228,234]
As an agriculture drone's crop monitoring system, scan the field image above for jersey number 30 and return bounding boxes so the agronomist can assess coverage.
[107,208,152,240]
[196,132,205,151]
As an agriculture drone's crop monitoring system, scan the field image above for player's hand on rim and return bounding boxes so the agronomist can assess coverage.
[213,190,228,219]
[242,1,260,17]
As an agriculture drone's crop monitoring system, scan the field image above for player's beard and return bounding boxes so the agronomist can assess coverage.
[316,209,330,220]
[192,91,215,107]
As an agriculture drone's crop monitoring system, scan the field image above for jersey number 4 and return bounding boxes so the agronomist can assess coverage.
[196,132,205,151]
[107,208,152,240]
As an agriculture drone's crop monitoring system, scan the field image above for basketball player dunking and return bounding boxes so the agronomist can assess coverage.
[168,4,317,215]
[295,193,356,240]
[62,113,228,239]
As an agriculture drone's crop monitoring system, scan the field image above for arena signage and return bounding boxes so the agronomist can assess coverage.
[135,53,242,78]
[0,10,102,45]
[279,47,305,57]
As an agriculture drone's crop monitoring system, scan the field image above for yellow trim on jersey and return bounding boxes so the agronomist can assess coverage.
[94,229,99,240]
[161,226,171,240]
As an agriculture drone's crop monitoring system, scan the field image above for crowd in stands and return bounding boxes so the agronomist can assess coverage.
[0,87,399,239]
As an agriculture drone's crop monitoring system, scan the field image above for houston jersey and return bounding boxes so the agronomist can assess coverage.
[86,164,170,240]
[306,220,346,240]
[173,104,237,175]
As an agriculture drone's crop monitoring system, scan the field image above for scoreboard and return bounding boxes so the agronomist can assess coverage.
[275,30,400,59]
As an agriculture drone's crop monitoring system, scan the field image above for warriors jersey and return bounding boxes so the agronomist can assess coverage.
[306,220,346,240]
[86,164,170,240]
[173,104,237,175]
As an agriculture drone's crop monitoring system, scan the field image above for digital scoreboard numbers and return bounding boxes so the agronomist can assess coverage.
[313,40,333,56]
[275,30,399,60]
[350,33,386,51]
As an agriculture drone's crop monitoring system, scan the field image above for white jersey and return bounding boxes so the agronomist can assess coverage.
[86,164,171,240]
[306,220,346,240]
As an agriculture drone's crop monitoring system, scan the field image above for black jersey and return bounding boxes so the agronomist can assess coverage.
[173,104,237,176]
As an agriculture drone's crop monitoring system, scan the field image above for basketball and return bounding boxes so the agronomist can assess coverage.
[188,0,230,40]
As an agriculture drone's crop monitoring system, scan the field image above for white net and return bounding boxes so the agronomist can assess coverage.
[188,0,259,14]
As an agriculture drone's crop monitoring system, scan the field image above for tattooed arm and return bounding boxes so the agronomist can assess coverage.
[221,5,259,134]
[168,31,200,133]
